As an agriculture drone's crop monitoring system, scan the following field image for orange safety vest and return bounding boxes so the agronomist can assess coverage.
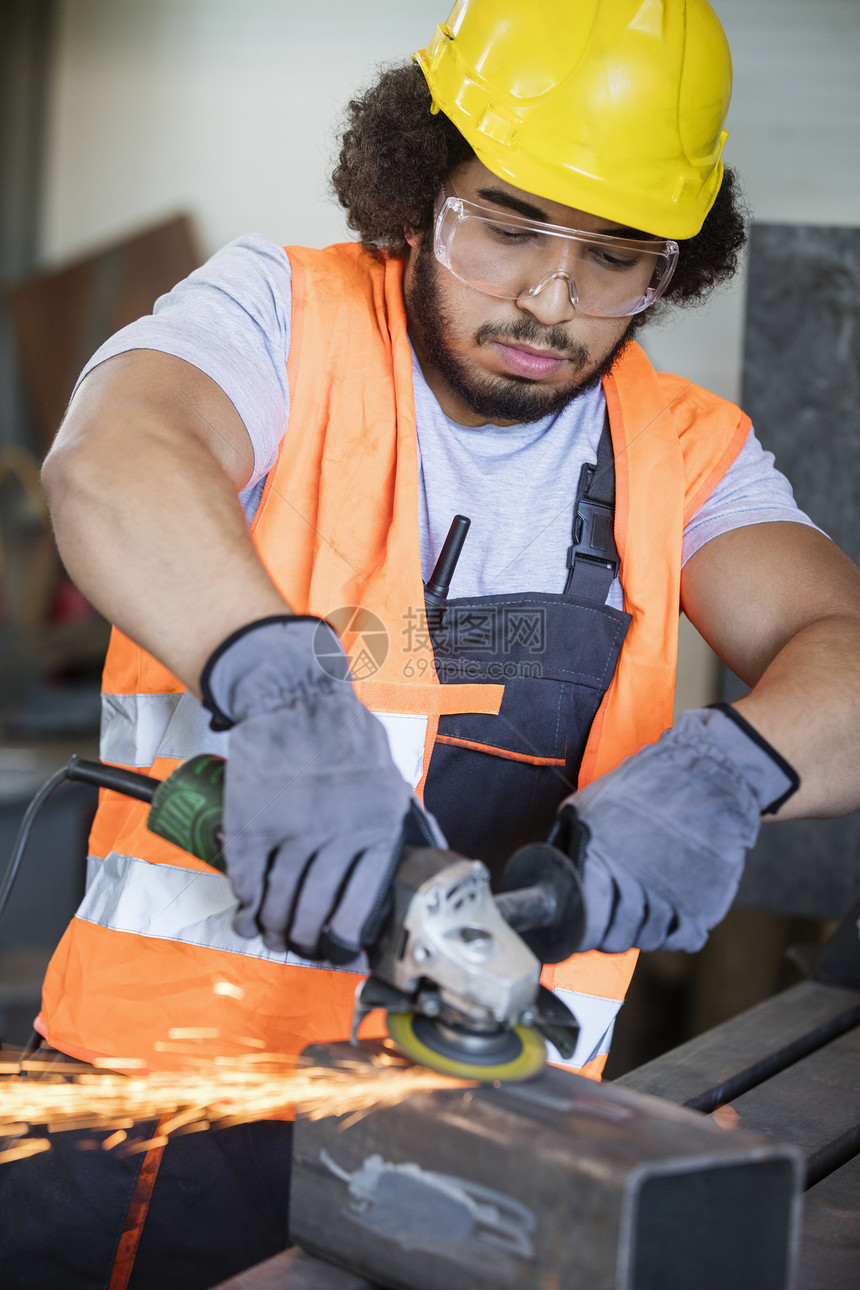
[38,244,750,1079]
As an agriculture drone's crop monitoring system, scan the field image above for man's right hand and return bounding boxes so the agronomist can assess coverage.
[201,616,413,963]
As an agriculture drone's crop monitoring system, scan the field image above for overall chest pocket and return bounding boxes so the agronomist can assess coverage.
[423,593,630,871]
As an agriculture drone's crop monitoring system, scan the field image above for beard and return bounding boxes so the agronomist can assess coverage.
[405,240,636,424]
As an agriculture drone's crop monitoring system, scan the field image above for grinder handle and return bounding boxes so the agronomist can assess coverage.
[494,885,561,935]
[495,842,586,964]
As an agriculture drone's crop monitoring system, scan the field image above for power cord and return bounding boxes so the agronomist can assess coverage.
[0,766,72,929]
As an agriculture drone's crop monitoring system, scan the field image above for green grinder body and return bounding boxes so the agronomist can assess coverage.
[147,754,226,870]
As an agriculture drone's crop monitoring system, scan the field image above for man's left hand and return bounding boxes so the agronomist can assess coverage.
[550,705,799,953]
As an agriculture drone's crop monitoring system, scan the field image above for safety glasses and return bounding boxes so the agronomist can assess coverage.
[433,191,679,319]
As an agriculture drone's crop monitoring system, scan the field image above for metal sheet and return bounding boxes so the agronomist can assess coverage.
[723,1026,860,1183]
[616,981,860,1112]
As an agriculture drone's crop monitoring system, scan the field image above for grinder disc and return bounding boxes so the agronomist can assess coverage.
[386,1011,546,1082]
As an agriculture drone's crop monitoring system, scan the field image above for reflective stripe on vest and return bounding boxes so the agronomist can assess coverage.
[544,989,622,1071]
[79,853,364,974]
[99,689,431,792]
[101,691,230,767]
[38,243,750,1075]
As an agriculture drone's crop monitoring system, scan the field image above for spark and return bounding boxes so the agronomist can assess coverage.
[0,1040,470,1156]
[0,1138,51,1165]
[212,981,245,1000]
[711,1104,740,1130]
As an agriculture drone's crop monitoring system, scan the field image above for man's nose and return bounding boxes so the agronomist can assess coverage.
[516,273,578,326]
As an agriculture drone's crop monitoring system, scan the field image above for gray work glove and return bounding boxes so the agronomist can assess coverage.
[201,615,414,963]
[549,704,799,954]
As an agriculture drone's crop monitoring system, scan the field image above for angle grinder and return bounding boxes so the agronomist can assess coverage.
[25,754,586,1081]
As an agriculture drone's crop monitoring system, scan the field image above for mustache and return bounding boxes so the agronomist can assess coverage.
[473,319,588,363]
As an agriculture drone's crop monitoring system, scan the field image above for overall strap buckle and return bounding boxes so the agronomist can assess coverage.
[564,419,620,602]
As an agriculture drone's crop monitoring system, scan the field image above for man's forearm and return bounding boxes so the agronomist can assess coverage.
[731,613,860,819]
[681,523,860,822]
[42,354,291,693]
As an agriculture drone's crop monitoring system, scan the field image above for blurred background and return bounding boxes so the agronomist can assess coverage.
[1,0,858,1064]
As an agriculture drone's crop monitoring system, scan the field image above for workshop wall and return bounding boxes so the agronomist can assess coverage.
[38,0,860,392]
[35,0,860,713]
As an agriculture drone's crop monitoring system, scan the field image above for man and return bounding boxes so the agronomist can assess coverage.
[5,0,859,1286]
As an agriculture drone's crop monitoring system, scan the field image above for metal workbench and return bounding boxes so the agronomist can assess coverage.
[214,980,860,1290]
[617,979,860,1290]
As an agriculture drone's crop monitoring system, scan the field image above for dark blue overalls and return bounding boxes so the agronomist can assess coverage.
[425,419,631,874]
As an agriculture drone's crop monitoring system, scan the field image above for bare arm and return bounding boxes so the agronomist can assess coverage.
[41,350,291,692]
[680,521,860,819]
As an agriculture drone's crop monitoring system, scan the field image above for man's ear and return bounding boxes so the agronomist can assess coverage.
[404,226,422,250]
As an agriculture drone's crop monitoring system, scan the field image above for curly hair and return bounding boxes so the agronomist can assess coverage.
[331,63,748,322]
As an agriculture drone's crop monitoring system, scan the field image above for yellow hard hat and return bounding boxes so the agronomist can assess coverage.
[414,0,732,239]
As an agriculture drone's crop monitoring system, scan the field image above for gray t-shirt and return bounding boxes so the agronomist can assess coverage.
[78,234,817,609]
